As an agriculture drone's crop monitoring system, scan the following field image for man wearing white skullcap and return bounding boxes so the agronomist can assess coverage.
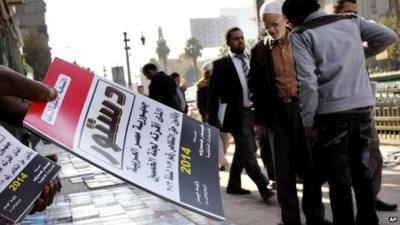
[248,0,331,225]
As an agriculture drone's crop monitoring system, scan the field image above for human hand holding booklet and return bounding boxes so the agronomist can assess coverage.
[0,126,60,224]
[23,58,225,220]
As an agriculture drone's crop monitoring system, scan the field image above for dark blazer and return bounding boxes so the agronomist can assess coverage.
[208,55,246,133]
[148,71,180,110]
[248,37,279,129]
[196,85,209,121]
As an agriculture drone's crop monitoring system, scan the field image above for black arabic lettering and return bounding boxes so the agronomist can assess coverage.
[154,108,164,123]
[147,142,159,157]
[91,100,123,152]
[165,152,176,161]
[87,86,127,165]
[5,155,13,163]
[105,86,126,105]
[147,158,159,182]
[13,147,21,156]
[168,126,178,135]
[134,132,142,148]
[0,142,11,156]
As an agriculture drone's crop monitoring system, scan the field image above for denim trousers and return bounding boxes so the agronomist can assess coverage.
[315,109,378,225]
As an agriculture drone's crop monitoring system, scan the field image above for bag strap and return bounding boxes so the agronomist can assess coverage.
[293,14,357,34]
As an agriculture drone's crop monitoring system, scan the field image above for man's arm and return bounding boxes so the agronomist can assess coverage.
[290,34,319,128]
[358,17,398,58]
[165,77,180,110]
[248,42,267,126]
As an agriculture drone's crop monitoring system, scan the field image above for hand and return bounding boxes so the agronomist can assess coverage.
[254,124,265,140]
[0,66,57,124]
[181,84,187,91]
[304,127,317,147]
[29,179,61,214]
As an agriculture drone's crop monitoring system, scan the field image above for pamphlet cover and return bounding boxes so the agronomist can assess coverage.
[0,126,61,223]
[24,58,224,220]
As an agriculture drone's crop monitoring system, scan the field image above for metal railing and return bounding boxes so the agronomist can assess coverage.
[375,86,400,145]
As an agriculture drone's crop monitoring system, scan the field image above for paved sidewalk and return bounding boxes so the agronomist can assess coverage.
[23,143,399,225]
[220,145,400,225]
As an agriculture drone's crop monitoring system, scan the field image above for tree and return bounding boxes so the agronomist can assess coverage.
[379,14,400,61]
[370,13,400,71]
[23,32,51,81]
[184,37,203,70]
[156,27,170,72]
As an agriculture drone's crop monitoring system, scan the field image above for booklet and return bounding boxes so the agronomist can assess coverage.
[24,58,224,220]
[0,126,61,224]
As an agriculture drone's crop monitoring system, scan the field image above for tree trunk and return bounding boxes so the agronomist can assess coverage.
[192,57,197,71]
[163,58,168,73]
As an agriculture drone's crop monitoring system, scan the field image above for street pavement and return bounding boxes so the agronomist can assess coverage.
[221,144,400,225]
[23,143,399,225]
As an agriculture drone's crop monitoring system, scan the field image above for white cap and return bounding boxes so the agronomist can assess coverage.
[202,61,213,72]
[259,0,283,18]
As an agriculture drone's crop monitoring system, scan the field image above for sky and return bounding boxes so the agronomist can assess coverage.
[45,0,254,83]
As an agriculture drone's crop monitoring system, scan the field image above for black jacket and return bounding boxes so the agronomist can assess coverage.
[196,85,209,121]
[148,71,180,110]
[248,38,279,128]
[208,55,246,133]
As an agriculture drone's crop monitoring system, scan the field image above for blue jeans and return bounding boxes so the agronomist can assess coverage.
[315,108,378,225]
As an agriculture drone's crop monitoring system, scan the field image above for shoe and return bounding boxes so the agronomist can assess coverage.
[268,181,277,191]
[260,188,275,202]
[226,187,251,195]
[376,198,397,211]
[219,166,226,171]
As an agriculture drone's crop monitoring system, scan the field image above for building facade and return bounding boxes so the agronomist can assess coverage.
[13,0,48,41]
[190,16,237,48]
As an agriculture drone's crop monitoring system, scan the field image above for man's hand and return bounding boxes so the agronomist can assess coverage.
[29,180,61,214]
[304,127,317,147]
[181,84,187,92]
[254,124,266,140]
[0,66,57,124]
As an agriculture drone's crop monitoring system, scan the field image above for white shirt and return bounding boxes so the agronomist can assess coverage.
[229,51,252,108]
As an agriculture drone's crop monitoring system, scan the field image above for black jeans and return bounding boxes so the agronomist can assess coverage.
[315,109,378,225]
[273,100,325,225]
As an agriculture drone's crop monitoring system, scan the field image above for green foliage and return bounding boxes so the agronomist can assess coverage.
[378,14,400,62]
[184,37,203,69]
[23,32,51,81]
[156,38,170,72]
[155,27,170,72]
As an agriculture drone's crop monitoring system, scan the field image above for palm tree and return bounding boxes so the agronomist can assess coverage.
[156,27,170,72]
[156,39,170,72]
[184,37,203,70]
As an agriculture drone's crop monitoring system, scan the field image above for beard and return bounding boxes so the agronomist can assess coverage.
[268,30,286,41]
[230,46,245,54]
